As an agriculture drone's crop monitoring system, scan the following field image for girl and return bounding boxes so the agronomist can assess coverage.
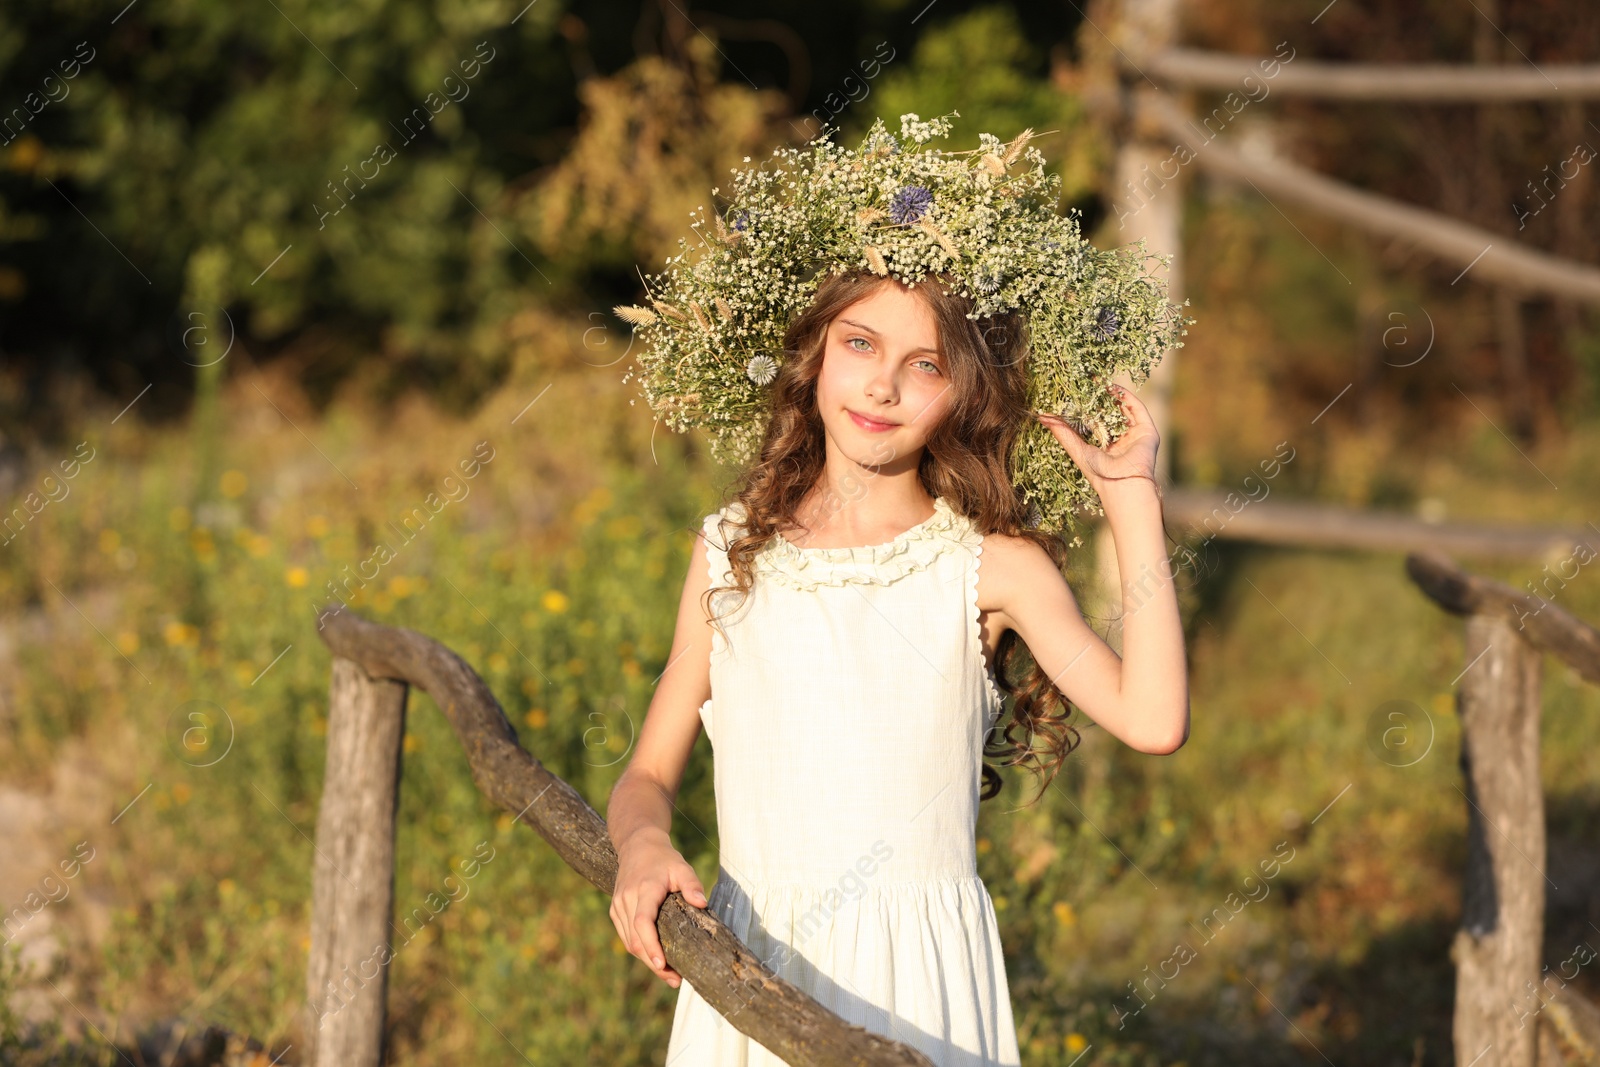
[606,265,1189,1066]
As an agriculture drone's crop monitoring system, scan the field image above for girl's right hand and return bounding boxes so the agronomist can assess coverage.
[610,833,710,989]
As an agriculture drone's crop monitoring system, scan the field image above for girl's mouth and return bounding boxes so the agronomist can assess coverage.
[848,410,899,432]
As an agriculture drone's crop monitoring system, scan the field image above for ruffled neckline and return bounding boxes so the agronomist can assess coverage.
[726,496,979,590]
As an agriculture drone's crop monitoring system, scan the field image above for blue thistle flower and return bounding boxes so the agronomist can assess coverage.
[730,209,754,232]
[888,185,933,225]
[1094,306,1121,340]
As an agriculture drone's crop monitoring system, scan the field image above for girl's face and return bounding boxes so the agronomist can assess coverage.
[814,281,954,469]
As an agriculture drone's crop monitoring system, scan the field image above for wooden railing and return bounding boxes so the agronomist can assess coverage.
[300,603,935,1067]
[295,545,1600,1067]
[1405,551,1600,1067]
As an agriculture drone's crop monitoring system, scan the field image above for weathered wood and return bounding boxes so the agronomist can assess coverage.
[300,657,408,1067]
[1146,48,1600,101]
[1157,487,1598,565]
[1405,550,1600,683]
[1450,612,1545,1067]
[310,603,935,1067]
[1405,552,1600,1063]
[1133,91,1600,305]
[1092,0,1183,658]
[1108,0,1181,492]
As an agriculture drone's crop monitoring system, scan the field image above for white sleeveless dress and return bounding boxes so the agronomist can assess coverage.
[663,495,1022,1067]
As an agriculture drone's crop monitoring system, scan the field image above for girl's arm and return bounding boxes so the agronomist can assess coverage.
[606,526,717,987]
[607,529,716,852]
[983,386,1189,753]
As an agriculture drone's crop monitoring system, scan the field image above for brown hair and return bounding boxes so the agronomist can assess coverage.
[700,266,1086,805]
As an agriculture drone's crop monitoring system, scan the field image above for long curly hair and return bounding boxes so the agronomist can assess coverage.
[698,265,1093,805]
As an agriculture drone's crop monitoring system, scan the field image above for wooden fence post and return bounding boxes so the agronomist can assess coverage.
[1405,549,1600,1066]
[1450,611,1545,1067]
[299,656,409,1067]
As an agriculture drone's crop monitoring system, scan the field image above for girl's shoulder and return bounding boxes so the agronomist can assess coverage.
[701,500,751,550]
[975,527,1035,555]
[973,527,1057,575]
[969,526,1069,619]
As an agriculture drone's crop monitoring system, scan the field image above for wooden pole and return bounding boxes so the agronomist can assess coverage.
[1160,487,1596,562]
[1134,91,1600,306]
[299,657,409,1067]
[1450,611,1544,1067]
[1093,0,1183,661]
[1144,48,1600,101]
[1406,552,1600,1062]
[1404,551,1600,682]
[1108,0,1183,492]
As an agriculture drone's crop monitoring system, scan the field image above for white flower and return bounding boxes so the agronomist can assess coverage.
[746,354,778,386]
[899,111,958,145]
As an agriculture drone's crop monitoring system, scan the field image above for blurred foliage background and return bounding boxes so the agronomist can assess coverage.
[0,0,1091,427]
[2,0,1599,1064]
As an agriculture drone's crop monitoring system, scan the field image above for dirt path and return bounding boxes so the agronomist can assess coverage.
[0,589,124,1035]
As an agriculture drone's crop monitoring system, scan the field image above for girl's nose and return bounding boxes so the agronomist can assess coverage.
[865,368,899,405]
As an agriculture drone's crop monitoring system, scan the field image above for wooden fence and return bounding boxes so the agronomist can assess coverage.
[1405,551,1600,1067]
[299,602,935,1067]
[291,541,1600,1067]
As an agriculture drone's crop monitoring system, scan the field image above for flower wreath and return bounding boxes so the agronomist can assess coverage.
[614,110,1193,538]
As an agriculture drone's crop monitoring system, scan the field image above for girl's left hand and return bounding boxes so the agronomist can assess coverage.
[1035,383,1160,493]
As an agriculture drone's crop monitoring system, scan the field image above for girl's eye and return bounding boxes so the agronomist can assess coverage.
[914,358,941,375]
[848,337,871,351]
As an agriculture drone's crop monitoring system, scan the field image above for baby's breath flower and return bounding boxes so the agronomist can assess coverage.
[899,112,958,145]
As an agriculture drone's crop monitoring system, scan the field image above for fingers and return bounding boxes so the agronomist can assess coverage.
[627,883,672,979]
[629,886,677,985]
[1106,387,1161,456]
[610,847,715,992]
[1110,382,1150,424]
[612,885,683,988]
[1034,412,1090,467]
[672,866,710,910]
[1033,411,1081,441]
